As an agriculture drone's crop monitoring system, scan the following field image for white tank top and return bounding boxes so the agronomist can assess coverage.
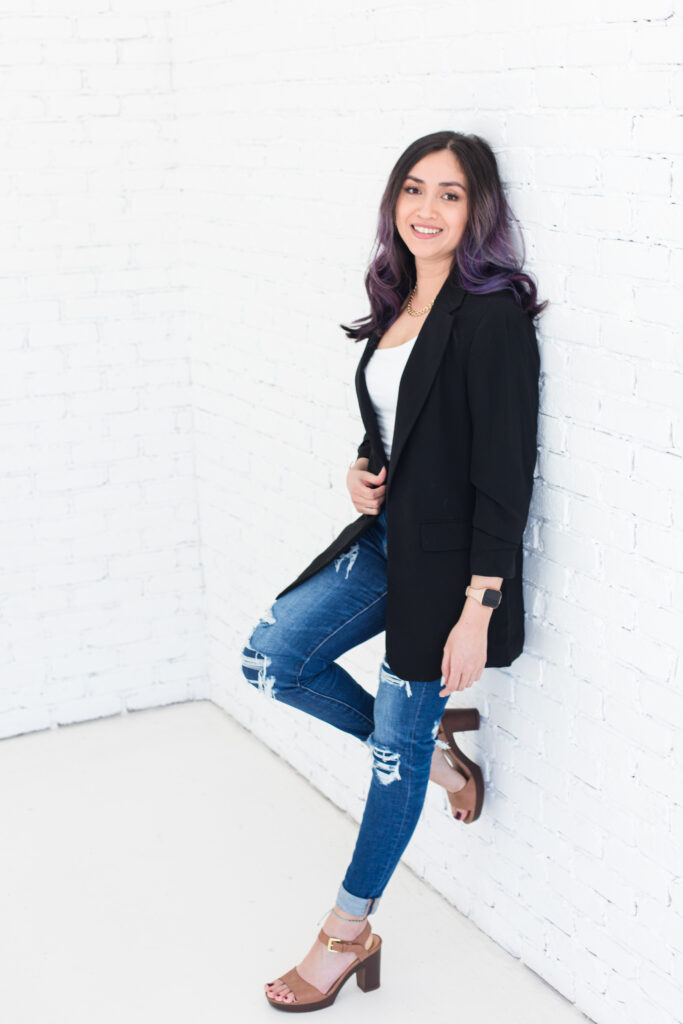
[364,336,418,460]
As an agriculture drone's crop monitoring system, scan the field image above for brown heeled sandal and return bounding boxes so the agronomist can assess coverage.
[264,918,382,1012]
[437,708,485,824]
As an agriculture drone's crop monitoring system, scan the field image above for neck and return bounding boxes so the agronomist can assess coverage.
[411,258,452,307]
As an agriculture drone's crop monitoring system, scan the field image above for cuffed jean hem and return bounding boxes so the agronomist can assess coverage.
[335,882,380,917]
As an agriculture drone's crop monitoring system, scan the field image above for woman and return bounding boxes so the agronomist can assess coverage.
[241,130,546,1012]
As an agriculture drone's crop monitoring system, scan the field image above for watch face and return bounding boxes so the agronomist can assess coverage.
[483,588,502,608]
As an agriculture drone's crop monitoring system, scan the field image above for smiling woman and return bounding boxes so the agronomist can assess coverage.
[342,130,546,345]
[242,129,546,1012]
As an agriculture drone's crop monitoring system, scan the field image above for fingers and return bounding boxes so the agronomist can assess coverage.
[439,666,479,695]
[363,488,386,504]
[348,465,386,514]
[355,501,384,514]
[352,469,386,514]
[438,659,449,697]
[455,674,477,691]
[352,482,386,515]
[360,466,386,483]
[352,486,384,514]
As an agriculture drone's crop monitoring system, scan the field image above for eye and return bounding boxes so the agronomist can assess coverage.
[402,186,461,201]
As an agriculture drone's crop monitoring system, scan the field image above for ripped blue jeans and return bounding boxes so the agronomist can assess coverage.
[241,504,450,918]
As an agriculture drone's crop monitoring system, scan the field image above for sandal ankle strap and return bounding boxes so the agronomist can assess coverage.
[318,919,371,953]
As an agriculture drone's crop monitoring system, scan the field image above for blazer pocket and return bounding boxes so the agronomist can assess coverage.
[420,519,473,551]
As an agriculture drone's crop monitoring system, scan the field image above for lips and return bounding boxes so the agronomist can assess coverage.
[410,224,443,237]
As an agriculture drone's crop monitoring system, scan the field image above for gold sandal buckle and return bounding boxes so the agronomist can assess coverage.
[327,936,343,952]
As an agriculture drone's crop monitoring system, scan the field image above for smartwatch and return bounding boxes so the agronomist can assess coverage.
[465,585,502,609]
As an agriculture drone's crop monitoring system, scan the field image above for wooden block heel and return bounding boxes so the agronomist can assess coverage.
[355,943,381,992]
[444,707,480,733]
[438,708,485,824]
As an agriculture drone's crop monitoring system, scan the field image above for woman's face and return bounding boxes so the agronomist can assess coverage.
[394,149,469,269]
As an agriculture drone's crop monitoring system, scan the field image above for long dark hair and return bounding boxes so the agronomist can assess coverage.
[340,130,548,342]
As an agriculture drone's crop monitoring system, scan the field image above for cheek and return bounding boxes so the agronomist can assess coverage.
[395,197,410,221]
[450,207,468,232]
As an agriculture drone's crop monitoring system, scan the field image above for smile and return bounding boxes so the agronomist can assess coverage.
[410,224,443,237]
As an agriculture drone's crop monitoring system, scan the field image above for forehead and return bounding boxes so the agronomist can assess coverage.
[405,149,466,185]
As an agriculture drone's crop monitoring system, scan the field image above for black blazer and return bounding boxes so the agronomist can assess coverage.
[275,275,541,681]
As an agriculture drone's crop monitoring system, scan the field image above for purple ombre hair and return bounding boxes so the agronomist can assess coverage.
[340,130,548,342]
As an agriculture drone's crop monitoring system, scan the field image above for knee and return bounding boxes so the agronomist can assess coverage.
[241,636,305,700]
[240,601,280,698]
[241,641,278,698]
[240,621,297,700]
[366,716,432,787]
[367,734,433,786]
[240,599,307,699]
[368,741,404,786]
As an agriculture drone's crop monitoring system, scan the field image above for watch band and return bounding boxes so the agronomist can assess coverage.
[465,585,502,609]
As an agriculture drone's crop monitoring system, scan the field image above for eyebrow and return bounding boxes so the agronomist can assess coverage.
[405,174,467,192]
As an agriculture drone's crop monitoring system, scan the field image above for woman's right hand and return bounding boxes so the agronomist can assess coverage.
[346,463,387,515]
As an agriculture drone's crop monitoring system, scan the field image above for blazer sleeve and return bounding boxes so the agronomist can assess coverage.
[466,304,540,579]
[356,431,372,461]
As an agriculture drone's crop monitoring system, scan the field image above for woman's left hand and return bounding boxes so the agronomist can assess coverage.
[438,611,490,695]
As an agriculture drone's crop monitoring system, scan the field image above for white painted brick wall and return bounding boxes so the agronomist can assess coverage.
[1,2,681,1022]
[0,0,209,737]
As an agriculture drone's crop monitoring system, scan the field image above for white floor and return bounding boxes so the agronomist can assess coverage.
[0,701,591,1023]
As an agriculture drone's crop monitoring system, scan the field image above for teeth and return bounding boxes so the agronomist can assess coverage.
[413,225,442,234]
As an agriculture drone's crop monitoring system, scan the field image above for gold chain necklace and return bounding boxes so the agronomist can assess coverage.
[406,284,435,318]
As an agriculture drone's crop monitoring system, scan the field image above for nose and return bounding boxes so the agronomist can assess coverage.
[416,197,438,220]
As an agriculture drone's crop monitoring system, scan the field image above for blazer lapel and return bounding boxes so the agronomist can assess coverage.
[355,327,386,466]
[354,275,468,496]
